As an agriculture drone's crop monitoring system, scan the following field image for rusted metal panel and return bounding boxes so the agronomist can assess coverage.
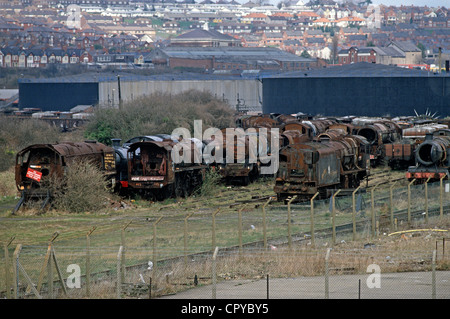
[237,114,277,129]
[316,152,340,185]
[280,122,311,135]
[280,130,310,147]
[402,124,448,139]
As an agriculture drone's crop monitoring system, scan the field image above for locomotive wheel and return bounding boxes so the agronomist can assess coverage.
[182,175,192,197]
[175,175,184,198]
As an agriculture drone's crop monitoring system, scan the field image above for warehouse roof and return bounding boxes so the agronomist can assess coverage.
[17,70,282,84]
[267,62,450,78]
[151,46,316,63]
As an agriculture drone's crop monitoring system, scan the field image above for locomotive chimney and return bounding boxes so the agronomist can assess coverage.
[111,138,122,148]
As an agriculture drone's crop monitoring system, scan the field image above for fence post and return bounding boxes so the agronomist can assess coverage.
[212,246,219,299]
[211,208,220,251]
[425,177,432,224]
[152,216,163,278]
[370,184,380,239]
[389,181,398,230]
[3,237,14,299]
[35,232,59,295]
[332,190,341,245]
[184,212,194,267]
[121,221,132,284]
[48,248,53,299]
[325,248,331,299]
[262,198,271,251]
[310,192,319,247]
[50,246,67,297]
[407,179,416,225]
[432,250,436,299]
[440,175,446,221]
[352,186,362,241]
[287,196,297,250]
[13,244,22,299]
[238,206,244,258]
[86,226,96,298]
[117,246,123,299]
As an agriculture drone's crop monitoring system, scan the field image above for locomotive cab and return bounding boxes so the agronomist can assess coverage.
[127,141,173,190]
[15,146,63,192]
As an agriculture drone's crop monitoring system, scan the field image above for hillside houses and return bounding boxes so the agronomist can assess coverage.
[338,41,422,66]
[0,0,449,70]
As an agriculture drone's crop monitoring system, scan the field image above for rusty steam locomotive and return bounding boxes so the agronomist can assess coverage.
[14,113,449,209]
[13,141,116,213]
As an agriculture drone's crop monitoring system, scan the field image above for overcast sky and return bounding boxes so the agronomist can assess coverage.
[264,0,448,7]
[370,0,448,7]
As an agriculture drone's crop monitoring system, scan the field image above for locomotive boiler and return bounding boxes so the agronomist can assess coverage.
[384,124,448,170]
[406,130,450,182]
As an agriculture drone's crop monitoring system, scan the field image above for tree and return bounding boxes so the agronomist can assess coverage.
[85,90,235,145]
[331,33,339,64]
[417,42,426,59]
[301,50,311,58]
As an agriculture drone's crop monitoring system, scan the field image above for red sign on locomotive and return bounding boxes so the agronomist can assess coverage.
[26,168,42,182]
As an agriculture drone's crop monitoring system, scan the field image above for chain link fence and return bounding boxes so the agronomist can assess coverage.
[1,179,450,299]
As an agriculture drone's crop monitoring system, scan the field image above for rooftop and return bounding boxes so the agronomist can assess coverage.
[268,62,450,78]
[18,70,285,84]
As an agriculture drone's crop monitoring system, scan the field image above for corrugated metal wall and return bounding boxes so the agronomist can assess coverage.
[262,76,450,117]
[98,79,263,112]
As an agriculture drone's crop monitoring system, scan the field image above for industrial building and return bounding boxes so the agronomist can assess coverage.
[262,62,450,117]
[18,62,449,118]
[18,71,265,112]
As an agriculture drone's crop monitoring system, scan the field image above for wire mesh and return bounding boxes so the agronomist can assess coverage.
[1,179,450,299]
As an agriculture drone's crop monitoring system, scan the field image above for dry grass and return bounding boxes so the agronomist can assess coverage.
[113,215,449,298]
[0,167,17,197]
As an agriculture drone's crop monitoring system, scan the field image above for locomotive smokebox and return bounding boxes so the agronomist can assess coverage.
[416,140,445,166]
[111,138,122,148]
[357,123,390,145]
[357,127,378,144]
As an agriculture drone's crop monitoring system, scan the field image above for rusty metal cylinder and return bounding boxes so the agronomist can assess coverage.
[415,135,450,166]
[357,123,390,145]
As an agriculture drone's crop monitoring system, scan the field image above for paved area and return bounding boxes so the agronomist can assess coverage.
[160,271,450,299]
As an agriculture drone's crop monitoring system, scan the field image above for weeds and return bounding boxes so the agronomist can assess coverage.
[196,168,223,197]
[46,159,116,213]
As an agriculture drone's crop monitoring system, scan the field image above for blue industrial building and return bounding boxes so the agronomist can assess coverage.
[262,63,450,118]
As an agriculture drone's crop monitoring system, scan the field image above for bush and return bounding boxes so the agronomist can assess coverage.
[84,90,235,145]
[47,159,113,213]
[197,168,223,197]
